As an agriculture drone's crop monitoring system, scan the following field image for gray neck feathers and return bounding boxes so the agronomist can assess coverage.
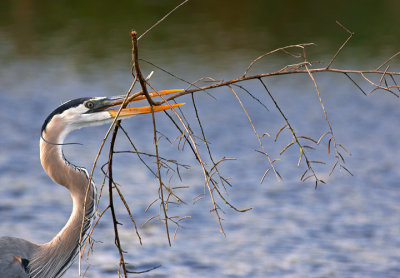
[29,122,96,278]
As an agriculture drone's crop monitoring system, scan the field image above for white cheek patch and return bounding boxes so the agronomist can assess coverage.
[81,112,112,125]
[60,104,87,120]
[59,104,112,131]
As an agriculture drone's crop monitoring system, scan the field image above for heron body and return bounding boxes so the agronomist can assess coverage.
[0,93,184,277]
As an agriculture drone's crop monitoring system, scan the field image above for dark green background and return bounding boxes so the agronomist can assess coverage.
[0,0,398,65]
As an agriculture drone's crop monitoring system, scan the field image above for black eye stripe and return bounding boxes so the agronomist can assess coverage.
[41,97,91,133]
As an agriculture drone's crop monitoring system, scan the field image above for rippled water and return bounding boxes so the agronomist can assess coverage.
[1,2,400,277]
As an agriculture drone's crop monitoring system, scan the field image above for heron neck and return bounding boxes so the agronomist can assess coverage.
[29,129,96,278]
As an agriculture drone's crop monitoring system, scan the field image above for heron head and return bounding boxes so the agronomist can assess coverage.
[40,90,184,142]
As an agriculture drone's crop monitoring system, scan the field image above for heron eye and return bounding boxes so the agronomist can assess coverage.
[85,101,94,109]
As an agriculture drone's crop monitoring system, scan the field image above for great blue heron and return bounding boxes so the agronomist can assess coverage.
[0,91,183,278]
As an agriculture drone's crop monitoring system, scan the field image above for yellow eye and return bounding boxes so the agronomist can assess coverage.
[85,101,94,109]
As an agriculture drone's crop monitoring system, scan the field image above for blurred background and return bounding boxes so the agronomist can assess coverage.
[0,1,399,277]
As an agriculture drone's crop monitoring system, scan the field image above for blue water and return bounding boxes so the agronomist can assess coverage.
[0,56,399,278]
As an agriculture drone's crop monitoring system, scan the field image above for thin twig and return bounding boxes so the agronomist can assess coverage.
[259,78,320,184]
[326,21,354,69]
[138,0,190,40]
[132,31,173,245]
[243,43,315,77]
[376,51,400,71]
[108,122,128,278]
[79,75,138,262]
[131,31,154,105]
[153,67,400,104]
[228,85,281,181]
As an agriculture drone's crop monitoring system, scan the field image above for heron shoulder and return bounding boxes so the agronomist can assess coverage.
[0,236,38,277]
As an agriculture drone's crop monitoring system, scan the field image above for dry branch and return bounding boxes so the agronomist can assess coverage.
[78,13,400,277]
[150,66,400,104]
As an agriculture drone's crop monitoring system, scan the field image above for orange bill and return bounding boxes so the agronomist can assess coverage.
[127,89,183,103]
[108,102,185,118]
